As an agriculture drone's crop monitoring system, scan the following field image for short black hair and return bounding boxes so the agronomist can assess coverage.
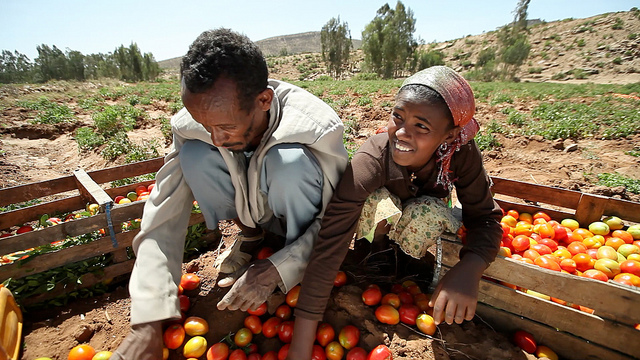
[180,28,269,112]
[397,84,455,129]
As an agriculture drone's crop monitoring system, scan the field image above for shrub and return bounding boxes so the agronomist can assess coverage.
[353,73,380,81]
[75,127,104,151]
[612,57,623,65]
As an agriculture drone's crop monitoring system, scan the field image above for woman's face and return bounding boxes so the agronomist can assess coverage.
[387,90,459,172]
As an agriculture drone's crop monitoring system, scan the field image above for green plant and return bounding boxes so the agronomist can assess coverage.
[0,199,41,213]
[613,57,623,65]
[92,105,142,137]
[552,72,567,80]
[576,39,586,47]
[629,33,639,40]
[612,17,624,30]
[353,73,380,81]
[572,69,588,79]
[32,102,74,124]
[626,147,640,157]
[528,67,543,74]
[507,111,526,126]
[74,127,104,151]
[490,93,514,105]
[356,96,373,107]
[160,116,173,143]
[597,173,640,194]
[475,132,501,151]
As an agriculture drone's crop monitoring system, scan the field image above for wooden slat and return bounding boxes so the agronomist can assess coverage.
[0,176,77,208]
[88,157,163,184]
[0,201,145,255]
[0,157,163,208]
[20,259,136,307]
[475,303,633,360]
[600,197,640,223]
[491,177,582,210]
[441,236,640,326]
[0,195,85,232]
[73,169,114,206]
[0,213,206,282]
[474,277,640,358]
[0,231,137,283]
[575,193,608,226]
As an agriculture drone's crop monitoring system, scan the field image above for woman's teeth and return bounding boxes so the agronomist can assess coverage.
[395,142,412,152]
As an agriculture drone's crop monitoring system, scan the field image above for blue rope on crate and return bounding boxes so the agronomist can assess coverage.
[105,202,119,248]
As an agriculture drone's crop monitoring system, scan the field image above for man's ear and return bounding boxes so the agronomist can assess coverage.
[256,88,274,111]
[445,126,462,144]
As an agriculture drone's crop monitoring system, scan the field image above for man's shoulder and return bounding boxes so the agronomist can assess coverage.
[270,79,338,121]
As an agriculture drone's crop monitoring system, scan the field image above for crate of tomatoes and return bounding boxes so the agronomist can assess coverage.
[440,176,640,360]
[0,157,213,308]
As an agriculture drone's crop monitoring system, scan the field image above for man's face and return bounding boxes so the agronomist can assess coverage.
[182,77,272,152]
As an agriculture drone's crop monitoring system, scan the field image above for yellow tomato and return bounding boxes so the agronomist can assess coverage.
[183,336,207,358]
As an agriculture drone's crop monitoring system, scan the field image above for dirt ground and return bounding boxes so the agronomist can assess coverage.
[2,80,639,360]
[1,74,639,360]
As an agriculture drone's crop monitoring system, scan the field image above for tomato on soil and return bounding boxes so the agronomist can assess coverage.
[512,330,537,353]
[163,324,185,350]
[180,273,200,291]
[263,317,282,338]
[278,320,294,343]
[366,345,392,360]
[244,315,263,334]
[316,322,335,347]
[338,324,360,350]
[68,344,95,360]
[206,342,229,360]
[234,327,253,347]
[375,304,400,325]
[247,302,267,316]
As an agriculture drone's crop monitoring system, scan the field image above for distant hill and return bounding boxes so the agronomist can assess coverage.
[158,31,362,69]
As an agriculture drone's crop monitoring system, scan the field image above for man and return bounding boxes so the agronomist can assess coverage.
[112,28,348,359]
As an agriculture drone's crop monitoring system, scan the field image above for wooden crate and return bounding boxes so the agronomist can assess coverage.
[440,177,640,360]
[0,157,214,307]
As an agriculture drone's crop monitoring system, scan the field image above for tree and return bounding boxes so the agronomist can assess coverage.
[362,1,418,78]
[66,49,85,81]
[0,50,32,83]
[35,44,68,81]
[320,17,352,78]
[498,0,532,79]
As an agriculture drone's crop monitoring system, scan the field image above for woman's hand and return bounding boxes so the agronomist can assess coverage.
[429,252,487,325]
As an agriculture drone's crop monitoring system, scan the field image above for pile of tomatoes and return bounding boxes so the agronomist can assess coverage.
[161,270,393,360]
[497,209,640,312]
[361,280,437,337]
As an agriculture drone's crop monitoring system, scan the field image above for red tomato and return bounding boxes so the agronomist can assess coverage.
[398,304,421,325]
[179,294,190,312]
[135,184,148,196]
[256,246,274,260]
[531,243,552,256]
[375,305,399,325]
[316,322,335,347]
[163,324,186,349]
[334,271,347,287]
[366,345,392,360]
[248,353,261,360]
[244,315,263,334]
[380,293,401,308]
[362,287,382,306]
[325,341,345,360]
[346,347,367,360]
[278,344,290,360]
[533,255,561,271]
[397,291,413,305]
[512,235,531,252]
[147,183,155,193]
[263,317,282,338]
[68,344,96,360]
[16,225,33,234]
[247,302,267,316]
[620,260,640,277]
[278,320,294,343]
[246,343,258,354]
[229,348,248,360]
[275,304,292,320]
[512,330,536,353]
[390,283,404,294]
[533,211,551,222]
[286,285,301,307]
[206,342,229,360]
[582,269,608,282]
[180,273,200,291]
[262,351,278,360]
[234,327,253,347]
[312,344,327,360]
[338,325,360,350]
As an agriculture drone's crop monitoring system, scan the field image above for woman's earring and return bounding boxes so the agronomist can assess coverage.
[439,143,448,152]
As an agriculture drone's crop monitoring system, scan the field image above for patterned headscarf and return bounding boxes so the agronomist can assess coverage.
[401,66,480,189]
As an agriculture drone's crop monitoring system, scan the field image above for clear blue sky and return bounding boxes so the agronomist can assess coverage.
[1,0,637,62]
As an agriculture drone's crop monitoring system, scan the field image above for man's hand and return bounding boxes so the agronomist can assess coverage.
[217,259,281,311]
[429,252,487,325]
[110,321,163,360]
